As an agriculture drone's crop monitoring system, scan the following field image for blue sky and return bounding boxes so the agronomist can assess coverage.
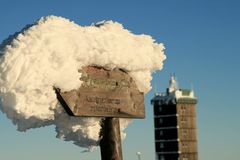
[0,0,240,160]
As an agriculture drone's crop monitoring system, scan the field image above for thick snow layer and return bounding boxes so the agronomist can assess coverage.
[0,16,165,149]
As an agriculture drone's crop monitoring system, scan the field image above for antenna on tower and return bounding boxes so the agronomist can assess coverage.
[169,73,178,93]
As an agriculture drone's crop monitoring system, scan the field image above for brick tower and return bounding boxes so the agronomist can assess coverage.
[151,75,198,160]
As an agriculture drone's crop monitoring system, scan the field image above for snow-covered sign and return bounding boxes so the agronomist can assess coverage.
[55,66,145,118]
[0,16,166,149]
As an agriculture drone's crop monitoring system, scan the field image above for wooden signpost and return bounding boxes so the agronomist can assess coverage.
[55,66,145,160]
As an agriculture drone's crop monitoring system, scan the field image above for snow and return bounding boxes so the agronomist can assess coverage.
[0,16,166,149]
[174,89,195,99]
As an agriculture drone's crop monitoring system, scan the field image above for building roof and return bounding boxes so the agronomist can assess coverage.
[152,75,197,104]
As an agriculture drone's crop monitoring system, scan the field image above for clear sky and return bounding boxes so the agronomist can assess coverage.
[0,0,240,160]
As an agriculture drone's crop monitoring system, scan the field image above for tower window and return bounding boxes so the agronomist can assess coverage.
[182,143,188,151]
[159,118,163,124]
[159,106,162,112]
[182,154,188,160]
[160,142,164,148]
[179,105,185,114]
[182,130,187,137]
[159,130,163,136]
[159,155,165,160]
[181,117,187,127]
[181,107,186,115]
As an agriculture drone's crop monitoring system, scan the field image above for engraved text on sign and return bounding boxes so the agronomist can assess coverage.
[56,66,145,118]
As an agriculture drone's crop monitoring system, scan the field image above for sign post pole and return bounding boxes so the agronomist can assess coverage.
[100,117,122,160]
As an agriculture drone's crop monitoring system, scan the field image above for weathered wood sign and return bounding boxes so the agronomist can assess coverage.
[55,66,145,118]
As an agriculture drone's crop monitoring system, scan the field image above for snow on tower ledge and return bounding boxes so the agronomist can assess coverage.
[152,75,197,105]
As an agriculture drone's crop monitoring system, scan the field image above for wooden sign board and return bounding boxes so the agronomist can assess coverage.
[55,66,145,118]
